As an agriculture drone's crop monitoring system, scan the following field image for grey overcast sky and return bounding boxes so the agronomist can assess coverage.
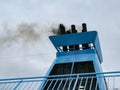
[0,0,120,78]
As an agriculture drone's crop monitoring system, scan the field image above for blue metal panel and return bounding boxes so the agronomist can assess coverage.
[57,49,96,57]
[49,31,96,47]
[49,31,103,63]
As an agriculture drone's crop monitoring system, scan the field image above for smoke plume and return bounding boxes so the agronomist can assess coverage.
[50,24,65,35]
[0,23,41,46]
[17,23,40,42]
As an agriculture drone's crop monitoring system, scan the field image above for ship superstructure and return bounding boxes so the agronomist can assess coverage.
[40,23,106,90]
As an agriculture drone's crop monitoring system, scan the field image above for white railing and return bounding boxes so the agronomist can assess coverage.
[0,71,120,90]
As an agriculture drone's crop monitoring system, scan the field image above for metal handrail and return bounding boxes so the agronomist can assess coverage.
[0,71,120,81]
[0,71,120,90]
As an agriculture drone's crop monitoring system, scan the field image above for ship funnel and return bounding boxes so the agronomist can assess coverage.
[71,24,77,33]
[59,24,66,34]
[81,23,90,49]
[82,23,87,32]
[40,23,106,90]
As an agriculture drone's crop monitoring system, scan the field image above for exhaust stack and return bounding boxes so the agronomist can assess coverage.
[82,23,90,49]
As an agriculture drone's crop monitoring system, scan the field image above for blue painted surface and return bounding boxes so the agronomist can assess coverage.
[46,31,105,89]
[49,31,97,47]
[45,50,106,90]
[49,31,103,63]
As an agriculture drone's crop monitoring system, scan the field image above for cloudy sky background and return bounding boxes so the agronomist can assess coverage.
[0,0,120,78]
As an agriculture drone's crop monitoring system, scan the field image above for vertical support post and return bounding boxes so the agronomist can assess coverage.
[57,79,63,90]
[113,77,115,90]
[62,78,68,90]
[68,78,73,90]
[89,77,93,90]
[72,75,79,90]
[84,77,88,90]
[78,77,83,89]
[13,80,22,90]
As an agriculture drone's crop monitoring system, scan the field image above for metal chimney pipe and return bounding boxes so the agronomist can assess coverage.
[82,23,87,32]
[59,24,66,34]
[71,25,77,33]
[71,25,79,50]
[81,23,90,49]
[59,24,67,51]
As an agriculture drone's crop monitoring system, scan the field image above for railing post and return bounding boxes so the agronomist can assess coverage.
[68,78,73,90]
[13,80,22,90]
[78,77,83,89]
[62,78,68,90]
[0,71,120,90]
[95,78,98,90]
[113,77,115,90]
[46,79,53,90]
[84,77,88,90]
[57,79,63,90]
[89,77,93,90]
[52,79,58,90]
[72,75,79,90]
